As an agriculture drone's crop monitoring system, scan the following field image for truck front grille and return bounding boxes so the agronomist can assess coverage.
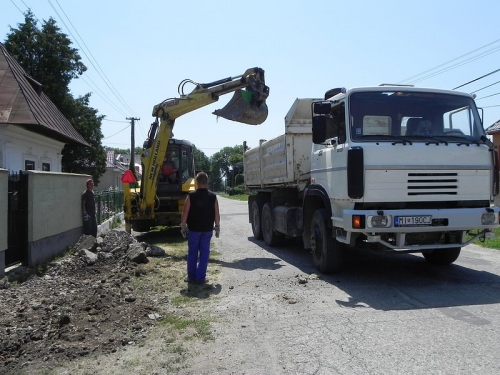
[407,172,458,196]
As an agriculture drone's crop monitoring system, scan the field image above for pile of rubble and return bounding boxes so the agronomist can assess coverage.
[0,230,167,373]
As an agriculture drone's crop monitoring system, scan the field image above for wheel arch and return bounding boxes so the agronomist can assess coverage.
[302,184,332,249]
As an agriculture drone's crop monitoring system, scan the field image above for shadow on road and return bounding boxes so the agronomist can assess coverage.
[247,236,500,311]
[211,257,284,272]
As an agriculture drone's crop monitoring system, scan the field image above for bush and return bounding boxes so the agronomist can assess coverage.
[227,184,246,196]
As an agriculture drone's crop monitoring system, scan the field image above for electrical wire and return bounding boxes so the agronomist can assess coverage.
[453,68,500,90]
[9,0,136,120]
[102,124,131,139]
[9,0,25,16]
[398,38,500,84]
[79,75,128,117]
[470,80,500,94]
[102,119,129,123]
[476,92,500,100]
[46,0,139,118]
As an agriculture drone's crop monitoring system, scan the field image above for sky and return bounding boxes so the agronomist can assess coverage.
[2,0,500,157]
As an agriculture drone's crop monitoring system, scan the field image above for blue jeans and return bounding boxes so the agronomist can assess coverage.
[187,231,213,282]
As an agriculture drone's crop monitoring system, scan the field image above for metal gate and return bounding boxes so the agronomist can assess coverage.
[6,171,28,267]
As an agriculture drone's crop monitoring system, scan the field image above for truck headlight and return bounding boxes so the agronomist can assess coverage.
[368,215,391,228]
[481,212,497,225]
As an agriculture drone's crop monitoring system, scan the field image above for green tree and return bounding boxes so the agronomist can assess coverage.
[61,94,106,184]
[5,11,86,112]
[193,145,210,172]
[4,11,105,181]
[210,145,245,189]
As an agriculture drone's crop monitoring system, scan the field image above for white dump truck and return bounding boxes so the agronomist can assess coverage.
[244,85,500,273]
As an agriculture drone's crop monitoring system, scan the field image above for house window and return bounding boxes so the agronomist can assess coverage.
[25,160,35,170]
[42,162,51,171]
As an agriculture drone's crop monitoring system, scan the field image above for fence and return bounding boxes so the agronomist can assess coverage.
[95,189,124,225]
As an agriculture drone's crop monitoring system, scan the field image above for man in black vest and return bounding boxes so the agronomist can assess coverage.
[180,172,220,284]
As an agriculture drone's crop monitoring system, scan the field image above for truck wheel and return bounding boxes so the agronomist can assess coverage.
[310,209,343,273]
[251,200,263,240]
[262,203,284,246]
[422,247,461,265]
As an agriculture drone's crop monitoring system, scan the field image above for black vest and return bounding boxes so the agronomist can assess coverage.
[187,188,216,232]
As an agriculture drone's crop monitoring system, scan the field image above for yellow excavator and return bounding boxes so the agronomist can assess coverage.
[123,67,269,233]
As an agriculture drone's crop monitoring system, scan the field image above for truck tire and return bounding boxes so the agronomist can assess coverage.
[422,247,461,265]
[262,203,284,246]
[251,200,263,240]
[310,209,343,273]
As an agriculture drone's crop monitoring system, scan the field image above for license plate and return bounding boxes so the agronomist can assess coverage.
[395,215,432,227]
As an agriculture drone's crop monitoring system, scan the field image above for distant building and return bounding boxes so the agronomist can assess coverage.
[486,119,500,152]
[96,151,141,191]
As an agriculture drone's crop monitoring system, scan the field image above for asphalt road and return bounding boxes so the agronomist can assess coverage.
[181,196,500,375]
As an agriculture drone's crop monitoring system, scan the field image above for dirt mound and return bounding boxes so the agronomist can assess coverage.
[0,230,170,374]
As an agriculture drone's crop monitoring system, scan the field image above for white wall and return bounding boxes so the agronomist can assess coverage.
[0,125,64,172]
[27,171,86,242]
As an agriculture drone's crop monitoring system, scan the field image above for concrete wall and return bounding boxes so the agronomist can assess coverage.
[0,169,8,278]
[25,171,90,266]
[0,170,125,277]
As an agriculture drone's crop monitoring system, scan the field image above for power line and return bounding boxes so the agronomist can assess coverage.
[9,0,135,119]
[9,0,25,16]
[453,68,500,90]
[408,46,500,84]
[476,92,500,100]
[398,38,500,84]
[79,75,128,117]
[102,124,131,139]
[102,119,129,123]
[45,0,139,118]
[470,79,500,94]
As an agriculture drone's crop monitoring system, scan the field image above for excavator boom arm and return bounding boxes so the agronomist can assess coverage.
[123,67,269,232]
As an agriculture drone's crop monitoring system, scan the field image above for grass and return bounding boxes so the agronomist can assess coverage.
[467,227,500,250]
[219,193,248,201]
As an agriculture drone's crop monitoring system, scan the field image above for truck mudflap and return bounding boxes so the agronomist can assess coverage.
[335,206,500,252]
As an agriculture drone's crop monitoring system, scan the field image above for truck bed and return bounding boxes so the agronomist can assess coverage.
[244,98,316,188]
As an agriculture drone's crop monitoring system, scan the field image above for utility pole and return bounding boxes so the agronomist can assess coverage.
[126,117,140,173]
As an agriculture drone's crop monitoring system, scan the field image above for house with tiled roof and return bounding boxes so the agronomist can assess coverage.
[97,150,128,190]
[0,42,89,172]
[486,119,500,144]
[96,151,141,191]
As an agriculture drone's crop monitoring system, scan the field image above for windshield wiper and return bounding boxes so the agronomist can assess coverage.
[407,135,448,145]
[368,135,413,145]
[444,135,481,146]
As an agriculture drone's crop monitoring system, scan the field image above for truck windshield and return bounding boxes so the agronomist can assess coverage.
[348,91,485,143]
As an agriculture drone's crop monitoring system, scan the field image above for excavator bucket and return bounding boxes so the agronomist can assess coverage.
[213,89,268,125]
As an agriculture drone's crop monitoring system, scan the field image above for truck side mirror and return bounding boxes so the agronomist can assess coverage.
[312,116,327,144]
[313,101,332,115]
